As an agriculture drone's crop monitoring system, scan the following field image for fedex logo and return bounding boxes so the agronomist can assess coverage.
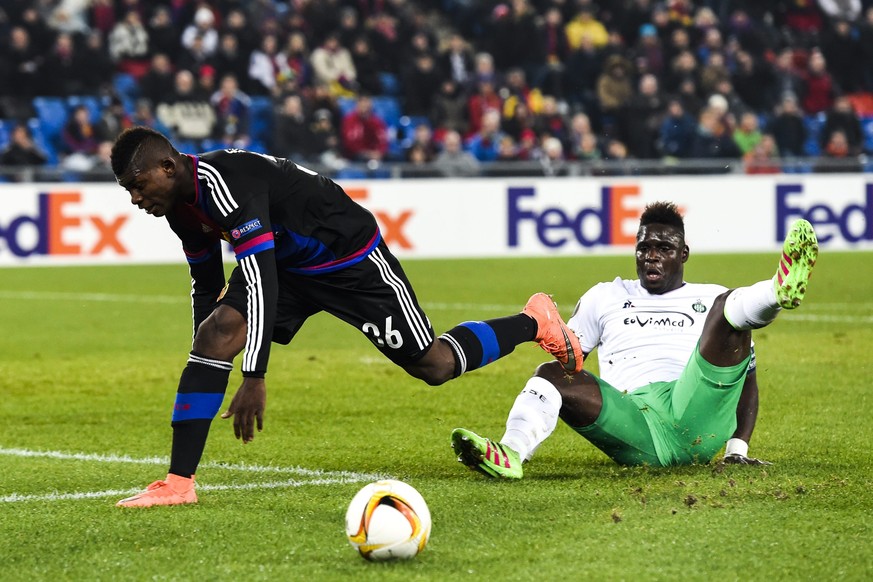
[346,187,413,249]
[508,185,642,248]
[776,184,872,243]
[0,192,129,257]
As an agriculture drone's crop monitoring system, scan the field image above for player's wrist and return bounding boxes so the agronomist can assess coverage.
[725,438,749,457]
[242,371,266,378]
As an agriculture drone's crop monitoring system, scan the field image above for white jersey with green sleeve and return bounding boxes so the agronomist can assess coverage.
[567,278,754,392]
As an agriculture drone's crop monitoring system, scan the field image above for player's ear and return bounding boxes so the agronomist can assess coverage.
[681,244,689,263]
[160,156,177,176]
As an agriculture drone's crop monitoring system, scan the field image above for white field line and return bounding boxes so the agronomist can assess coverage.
[0,447,388,504]
[3,290,872,322]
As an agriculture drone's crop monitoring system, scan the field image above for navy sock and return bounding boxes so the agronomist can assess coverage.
[440,314,536,377]
[168,353,232,478]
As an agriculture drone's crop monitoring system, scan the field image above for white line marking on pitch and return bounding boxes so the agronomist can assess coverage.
[0,447,388,504]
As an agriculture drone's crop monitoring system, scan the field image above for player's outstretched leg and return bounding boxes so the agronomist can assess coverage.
[116,474,197,507]
[774,219,818,309]
[523,293,583,374]
[451,428,523,479]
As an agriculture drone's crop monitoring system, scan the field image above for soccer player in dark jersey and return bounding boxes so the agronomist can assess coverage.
[110,126,583,507]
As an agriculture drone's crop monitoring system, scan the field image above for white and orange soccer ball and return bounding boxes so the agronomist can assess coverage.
[344,479,431,561]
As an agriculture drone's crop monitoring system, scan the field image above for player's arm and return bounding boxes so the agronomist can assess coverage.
[217,207,279,443]
[724,349,771,465]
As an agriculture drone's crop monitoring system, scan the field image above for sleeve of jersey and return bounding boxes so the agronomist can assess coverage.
[232,225,278,378]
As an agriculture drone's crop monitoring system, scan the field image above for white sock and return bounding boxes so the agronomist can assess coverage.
[500,376,562,461]
[723,279,781,331]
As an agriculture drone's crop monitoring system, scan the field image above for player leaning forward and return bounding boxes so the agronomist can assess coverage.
[110,127,583,507]
[452,202,819,477]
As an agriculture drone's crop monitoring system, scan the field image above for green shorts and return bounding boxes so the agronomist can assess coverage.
[572,348,749,466]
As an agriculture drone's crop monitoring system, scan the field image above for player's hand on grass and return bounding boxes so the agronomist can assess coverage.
[722,453,772,465]
[221,377,266,443]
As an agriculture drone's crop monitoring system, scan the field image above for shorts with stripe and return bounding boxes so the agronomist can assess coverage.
[219,240,435,366]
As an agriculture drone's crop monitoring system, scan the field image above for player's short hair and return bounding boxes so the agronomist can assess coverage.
[639,201,685,236]
[110,126,177,178]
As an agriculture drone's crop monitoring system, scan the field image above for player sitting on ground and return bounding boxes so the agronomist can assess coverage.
[451,201,818,477]
[109,127,581,507]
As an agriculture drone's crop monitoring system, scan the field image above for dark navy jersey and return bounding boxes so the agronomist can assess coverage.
[165,149,380,376]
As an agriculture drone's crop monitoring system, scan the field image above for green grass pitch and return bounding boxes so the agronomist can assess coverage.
[1,252,872,581]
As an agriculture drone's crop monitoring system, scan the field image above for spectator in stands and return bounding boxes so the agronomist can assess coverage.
[182,7,219,58]
[565,5,609,50]
[177,34,213,78]
[213,33,251,91]
[731,49,775,114]
[658,97,696,158]
[819,95,863,155]
[348,35,382,97]
[532,95,569,145]
[224,7,259,57]
[768,48,805,112]
[663,49,699,95]
[817,0,863,24]
[467,76,503,137]
[403,53,443,118]
[688,104,741,164]
[496,134,520,162]
[536,135,569,176]
[310,108,344,170]
[6,26,42,112]
[97,96,133,142]
[439,33,475,89]
[433,129,481,177]
[430,79,469,139]
[89,0,116,38]
[61,104,101,171]
[733,111,764,155]
[624,73,666,159]
[596,54,634,135]
[487,0,540,72]
[820,17,863,94]
[79,30,115,95]
[156,69,217,146]
[42,32,88,96]
[273,94,313,160]
[311,32,358,98]
[340,94,389,163]
[564,33,603,121]
[502,100,536,144]
[767,92,808,158]
[633,23,665,78]
[575,131,603,161]
[800,49,835,115]
[131,98,172,136]
[108,9,150,76]
[466,108,505,162]
[140,53,176,108]
[532,6,570,98]
[281,32,314,92]
[248,34,286,97]
[147,6,181,59]
[0,124,48,172]
[744,133,782,174]
[815,129,863,173]
[211,74,252,148]
[404,124,437,163]
[699,51,730,99]
[859,7,873,91]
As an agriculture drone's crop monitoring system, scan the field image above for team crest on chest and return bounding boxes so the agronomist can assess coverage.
[692,299,707,313]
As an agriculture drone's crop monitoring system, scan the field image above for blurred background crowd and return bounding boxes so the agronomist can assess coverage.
[2,0,873,180]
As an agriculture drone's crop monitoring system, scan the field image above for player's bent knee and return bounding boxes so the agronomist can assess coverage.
[534,360,570,383]
[193,306,246,360]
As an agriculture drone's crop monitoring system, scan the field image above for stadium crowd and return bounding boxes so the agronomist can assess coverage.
[2,0,873,179]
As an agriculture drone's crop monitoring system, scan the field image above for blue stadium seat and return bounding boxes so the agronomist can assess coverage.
[27,118,59,165]
[802,113,825,156]
[861,116,873,154]
[335,167,368,180]
[113,73,140,101]
[389,115,431,159]
[371,96,401,128]
[0,119,10,148]
[248,96,274,146]
[32,97,68,144]
[337,97,356,118]
[378,72,400,96]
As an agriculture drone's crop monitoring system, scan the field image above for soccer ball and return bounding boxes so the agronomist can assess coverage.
[345,479,432,561]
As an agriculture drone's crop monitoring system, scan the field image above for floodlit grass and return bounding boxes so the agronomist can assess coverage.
[1,252,872,581]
